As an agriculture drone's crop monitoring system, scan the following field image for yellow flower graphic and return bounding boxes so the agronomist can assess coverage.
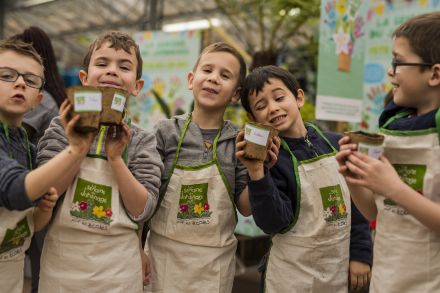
[339,203,346,215]
[336,0,346,15]
[194,203,204,215]
[93,206,106,218]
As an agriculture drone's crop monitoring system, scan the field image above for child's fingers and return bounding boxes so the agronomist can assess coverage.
[236,130,245,143]
[47,187,58,196]
[236,140,246,151]
[59,100,71,115]
[338,135,351,146]
[345,160,367,177]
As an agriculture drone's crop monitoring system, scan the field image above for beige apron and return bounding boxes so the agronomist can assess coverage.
[370,109,440,293]
[39,126,143,292]
[147,115,237,293]
[264,124,351,293]
[0,208,34,293]
[0,125,34,293]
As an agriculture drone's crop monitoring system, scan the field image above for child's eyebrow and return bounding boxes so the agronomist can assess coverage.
[271,87,285,93]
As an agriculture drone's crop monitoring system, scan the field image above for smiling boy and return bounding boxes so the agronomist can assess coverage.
[237,65,372,292]
[337,12,440,292]
[37,31,163,292]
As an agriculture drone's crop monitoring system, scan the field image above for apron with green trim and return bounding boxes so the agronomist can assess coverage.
[0,125,34,293]
[370,109,440,293]
[264,124,351,293]
[39,126,142,292]
[147,115,237,293]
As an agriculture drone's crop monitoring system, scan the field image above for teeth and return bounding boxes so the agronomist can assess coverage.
[271,116,284,123]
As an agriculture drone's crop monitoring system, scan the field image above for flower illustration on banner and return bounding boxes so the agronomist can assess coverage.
[333,26,351,54]
[194,203,204,215]
[105,208,113,217]
[203,203,210,211]
[93,206,106,218]
[325,0,365,72]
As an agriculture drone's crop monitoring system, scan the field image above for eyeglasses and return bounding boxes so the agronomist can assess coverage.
[0,67,45,89]
[391,60,433,75]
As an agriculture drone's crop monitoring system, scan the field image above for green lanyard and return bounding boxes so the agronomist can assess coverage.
[1,123,33,170]
[94,118,131,164]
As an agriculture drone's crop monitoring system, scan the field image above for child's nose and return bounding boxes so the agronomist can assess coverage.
[14,75,27,88]
[386,66,394,77]
[207,73,219,84]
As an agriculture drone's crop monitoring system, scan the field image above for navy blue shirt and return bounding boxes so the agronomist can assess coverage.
[248,124,372,265]
[0,123,35,210]
[379,101,437,130]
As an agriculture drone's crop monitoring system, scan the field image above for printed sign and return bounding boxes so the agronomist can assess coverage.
[70,178,113,225]
[244,124,270,146]
[177,183,212,222]
[111,93,126,113]
[74,91,102,112]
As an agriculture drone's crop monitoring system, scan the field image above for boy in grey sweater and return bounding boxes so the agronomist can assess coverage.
[37,31,163,292]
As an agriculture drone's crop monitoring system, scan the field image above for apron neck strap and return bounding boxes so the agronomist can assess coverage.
[95,117,132,164]
[382,110,413,129]
[173,113,223,165]
[1,122,33,170]
[305,122,336,152]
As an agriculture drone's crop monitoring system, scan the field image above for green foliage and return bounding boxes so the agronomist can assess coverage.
[214,0,321,55]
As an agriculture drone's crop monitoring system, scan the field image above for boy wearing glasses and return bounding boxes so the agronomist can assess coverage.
[0,39,94,292]
[337,12,440,292]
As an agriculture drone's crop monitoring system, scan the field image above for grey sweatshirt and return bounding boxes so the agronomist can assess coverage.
[0,123,35,210]
[155,114,247,201]
[37,117,163,221]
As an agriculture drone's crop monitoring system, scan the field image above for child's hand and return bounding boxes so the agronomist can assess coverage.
[335,135,357,176]
[140,249,151,286]
[105,122,132,162]
[264,136,280,169]
[344,151,403,199]
[349,260,371,291]
[59,100,96,156]
[37,187,59,212]
[235,130,265,179]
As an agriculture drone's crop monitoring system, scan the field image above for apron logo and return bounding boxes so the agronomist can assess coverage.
[177,183,212,224]
[384,164,426,215]
[0,217,31,255]
[319,185,348,226]
[70,178,113,226]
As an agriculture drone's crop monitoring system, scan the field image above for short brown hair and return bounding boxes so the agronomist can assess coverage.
[193,42,247,89]
[82,31,143,79]
[393,12,440,64]
[0,38,44,70]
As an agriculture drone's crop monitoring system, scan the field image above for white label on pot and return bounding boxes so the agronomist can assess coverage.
[244,124,270,146]
[111,93,126,113]
[74,91,101,112]
[358,143,383,159]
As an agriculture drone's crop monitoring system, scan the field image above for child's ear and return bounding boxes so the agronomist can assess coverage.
[187,71,194,90]
[79,70,88,86]
[429,64,440,87]
[31,92,43,109]
[131,79,144,96]
[230,87,241,104]
[296,89,305,109]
